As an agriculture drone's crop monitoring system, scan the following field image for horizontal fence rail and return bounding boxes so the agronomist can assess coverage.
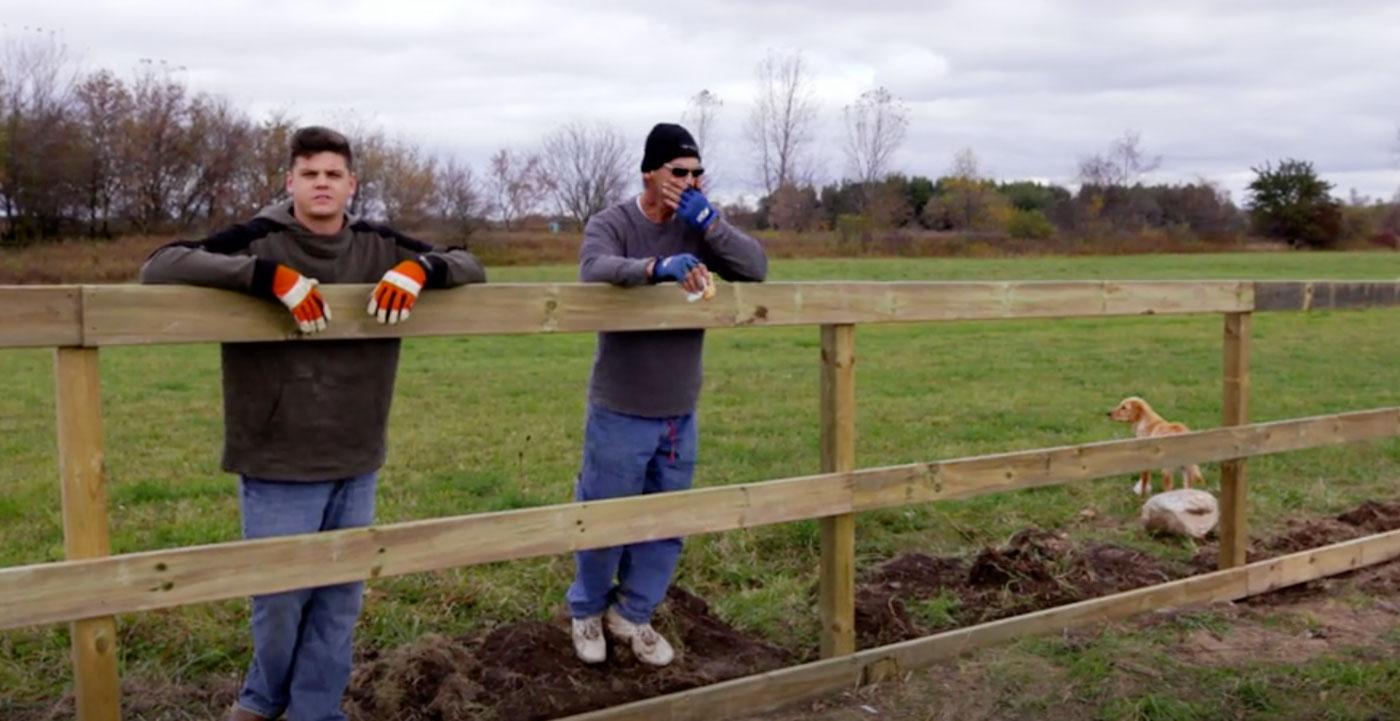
[0,280,1396,348]
[1,407,1394,631]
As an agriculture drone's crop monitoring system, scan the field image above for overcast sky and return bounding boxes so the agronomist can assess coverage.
[5,0,1399,204]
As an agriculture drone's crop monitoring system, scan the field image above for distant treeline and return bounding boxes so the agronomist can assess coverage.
[2,33,1396,249]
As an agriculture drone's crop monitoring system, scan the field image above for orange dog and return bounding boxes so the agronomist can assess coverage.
[1108,396,1205,496]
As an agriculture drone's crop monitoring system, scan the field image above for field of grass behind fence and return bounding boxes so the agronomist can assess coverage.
[1,252,1398,700]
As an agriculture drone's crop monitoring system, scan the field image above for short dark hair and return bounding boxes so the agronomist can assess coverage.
[289,126,353,170]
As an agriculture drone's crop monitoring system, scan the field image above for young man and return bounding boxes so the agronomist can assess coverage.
[140,126,485,721]
[568,123,768,666]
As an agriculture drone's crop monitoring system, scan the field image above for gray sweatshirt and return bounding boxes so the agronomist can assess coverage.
[140,201,486,481]
[580,197,768,417]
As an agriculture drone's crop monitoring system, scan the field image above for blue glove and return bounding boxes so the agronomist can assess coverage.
[677,187,718,231]
[651,253,701,283]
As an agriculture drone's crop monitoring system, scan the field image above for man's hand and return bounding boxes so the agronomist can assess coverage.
[651,253,710,294]
[676,187,718,232]
[272,265,330,334]
[368,259,429,325]
[651,253,699,282]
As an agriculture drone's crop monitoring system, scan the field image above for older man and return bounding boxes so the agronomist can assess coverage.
[567,123,768,667]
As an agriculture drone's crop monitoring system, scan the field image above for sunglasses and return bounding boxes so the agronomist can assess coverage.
[664,165,705,179]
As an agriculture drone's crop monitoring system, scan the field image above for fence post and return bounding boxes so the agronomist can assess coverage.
[819,324,856,657]
[1219,312,1251,569]
[55,347,122,721]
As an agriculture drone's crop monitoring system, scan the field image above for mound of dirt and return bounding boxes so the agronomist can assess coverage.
[1336,500,1400,533]
[1190,500,1400,574]
[344,586,792,721]
[856,528,1182,648]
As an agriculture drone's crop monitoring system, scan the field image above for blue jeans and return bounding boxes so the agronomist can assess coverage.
[235,472,377,721]
[566,404,697,624]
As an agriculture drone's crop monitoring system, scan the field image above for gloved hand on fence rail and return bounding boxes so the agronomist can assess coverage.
[368,258,430,324]
[650,253,700,283]
[272,264,330,334]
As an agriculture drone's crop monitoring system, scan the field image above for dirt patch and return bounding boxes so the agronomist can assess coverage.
[1142,593,1400,670]
[1186,500,1400,604]
[19,677,241,721]
[1336,500,1400,534]
[344,586,792,721]
[1190,500,1400,574]
[856,528,1182,648]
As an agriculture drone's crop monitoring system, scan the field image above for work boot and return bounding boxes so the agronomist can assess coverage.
[605,606,675,667]
[571,614,607,664]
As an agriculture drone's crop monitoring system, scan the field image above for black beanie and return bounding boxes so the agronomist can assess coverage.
[640,123,700,172]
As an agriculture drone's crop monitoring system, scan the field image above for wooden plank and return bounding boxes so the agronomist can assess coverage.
[1219,312,1251,569]
[1253,281,1400,312]
[4,280,1394,349]
[819,324,857,658]
[562,529,1400,721]
[850,408,1400,511]
[818,514,856,657]
[54,348,121,721]
[0,286,83,347]
[1,408,1395,631]
[73,281,1252,346]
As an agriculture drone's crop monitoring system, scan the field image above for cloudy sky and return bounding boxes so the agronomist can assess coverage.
[5,0,1399,204]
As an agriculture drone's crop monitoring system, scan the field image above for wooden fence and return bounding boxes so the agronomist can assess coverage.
[1,279,1398,720]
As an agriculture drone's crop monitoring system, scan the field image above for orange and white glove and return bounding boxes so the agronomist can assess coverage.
[368,259,429,324]
[272,264,329,334]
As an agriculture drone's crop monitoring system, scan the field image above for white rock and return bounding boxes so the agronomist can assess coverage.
[1141,489,1220,539]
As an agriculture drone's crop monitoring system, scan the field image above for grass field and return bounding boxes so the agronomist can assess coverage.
[2,251,1399,709]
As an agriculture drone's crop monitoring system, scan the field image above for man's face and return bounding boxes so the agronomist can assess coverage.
[286,151,356,223]
[645,155,704,197]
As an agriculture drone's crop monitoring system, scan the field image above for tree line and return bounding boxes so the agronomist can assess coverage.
[1,32,1396,249]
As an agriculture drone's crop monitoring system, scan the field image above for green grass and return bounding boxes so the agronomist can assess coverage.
[2,251,1399,703]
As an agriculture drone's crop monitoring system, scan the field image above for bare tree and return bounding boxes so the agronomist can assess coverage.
[1077,129,1161,188]
[949,147,981,181]
[747,50,818,195]
[925,148,1008,231]
[682,89,723,189]
[767,183,820,231]
[74,69,130,237]
[540,121,630,227]
[0,30,83,241]
[119,60,199,232]
[379,140,438,230]
[239,110,296,213]
[178,94,253,228]
[435,157,481,243]
[487,148,547,230]
[682,89,722,155]
[843,86,908,197]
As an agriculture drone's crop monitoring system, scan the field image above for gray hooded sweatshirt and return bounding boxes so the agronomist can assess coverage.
[580,197,768,417]
[140,201,485,481]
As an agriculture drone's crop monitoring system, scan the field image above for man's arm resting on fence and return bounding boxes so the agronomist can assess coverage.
[139,219,281,292]
[698,220,767,283]
[579,213,651,286]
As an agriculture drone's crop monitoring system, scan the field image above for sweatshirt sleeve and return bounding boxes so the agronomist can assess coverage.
[139,218,282,298]
[699,219,768,282]
[389,232,487,288]
[579,212,651,286]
